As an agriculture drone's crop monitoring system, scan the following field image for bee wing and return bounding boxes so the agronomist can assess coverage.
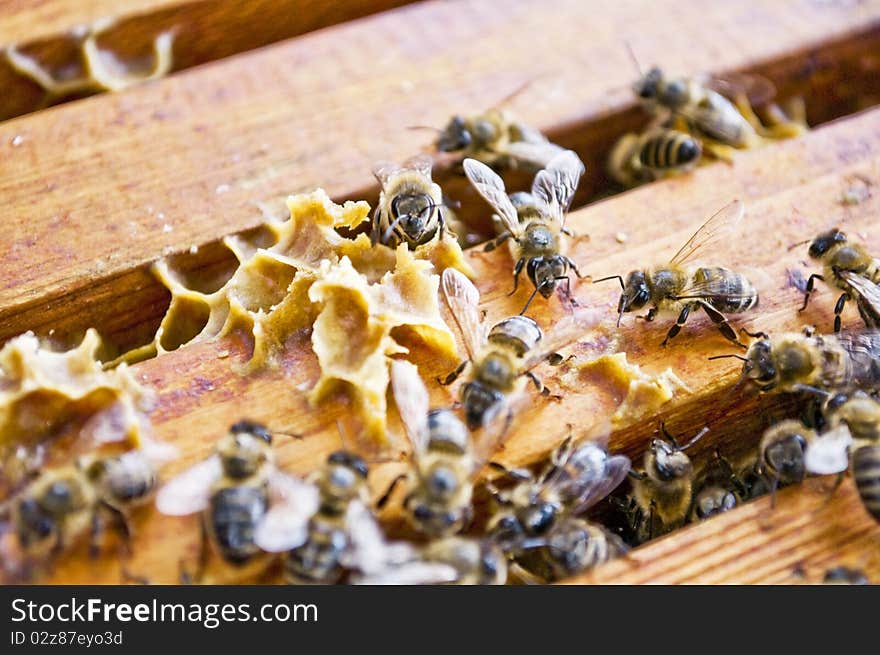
[390,359,430,455]
[672,272,759,303]
[441,268,486,362]
[372,160,405,187]
[839,271,880,328]
[401,153,434,178]
[155,455,222,516]
[504,140,567,171]
[342,500,420,574]
[462,158,522,237]
[354,561,461,585]
[708,72,777,107]
[669,199,744,267]
[567,454,632,516]
[252,472,318,553]
[521,304,606,371]
[471,389,531,465]
[804,425,853,475]
[530,150,585,222]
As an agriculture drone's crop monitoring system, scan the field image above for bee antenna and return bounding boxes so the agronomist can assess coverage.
[787,238,811,252]
[382,213,406,245]
[707,353,748,362]
[624,40,644,76]
[592,275,625,290]
[519,288,540,315]
[406,125,442,133]
[680,426,710,451]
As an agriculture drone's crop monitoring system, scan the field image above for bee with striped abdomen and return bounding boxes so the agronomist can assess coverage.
[464,150,587,312]
[371,155,446,249]
[608,128,702,188]
[440,268,602,432]
[800,229,880,332]
[596,200,759,346]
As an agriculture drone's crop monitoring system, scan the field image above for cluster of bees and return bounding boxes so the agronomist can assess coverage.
[2,64,877,585]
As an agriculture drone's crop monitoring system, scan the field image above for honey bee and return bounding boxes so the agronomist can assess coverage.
[753,420,814,495]
[433,98,566,173]
[156,420,315,582]
[823,566,869,584]
[440,268,602,431]
[383,359,492,537]
[464,150,586,311]
[800,229,880,332]
[1,444,172,577]
[805,393,880,523]
[607,128,703,188]
[371,154,446,249]
[596,200,758,346]
[633,67,762,151]
[688,451,740,522]
[255,449,412,584]
[626,426,707,542]
[726,329,880,395]
[487,433,630,582]
[354,536,508,585]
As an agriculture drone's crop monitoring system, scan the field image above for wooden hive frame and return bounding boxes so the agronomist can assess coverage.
[1,0,880,584]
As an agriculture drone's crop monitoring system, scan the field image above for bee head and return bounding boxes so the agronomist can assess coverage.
[763,432,807,484]
[620,270,650,313]
[519,500,558,536]
[436,115,472,152]
[218,424,273,479]
[694,486,737,520]
[634,66,663,99]
[647,439,692,482]
[322,451,368,507]
[743,338,777,388]
[808,228,847,259]
[390,193,436,243]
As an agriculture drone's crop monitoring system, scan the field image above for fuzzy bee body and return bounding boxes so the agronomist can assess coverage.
[802,229,880,332]
[372,155,445,249]
[206,484,268,566]
[608,129,702,187]
[852,445,880,522]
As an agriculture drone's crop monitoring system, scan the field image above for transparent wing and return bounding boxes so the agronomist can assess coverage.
[669,200,744,266]
[804,425,853,475]
[511,120,551,145]
[372,160,404,187]
[567,454,631,516]
[708,72,777,107]
[676,101,746,145]
[252,473,318,553]
[462,158,522,237]
[401,153,434,178]
[840,271,880,328]
[530,149,585,223]
[441,268,486,361]
[521,304,605,370]
[505,140,567,171]
[390,359,430,455]
[155,455,222,516]
[672,271,759,302]
[342,500,421,575]
[354,561,460,585]
[471,388,531,466]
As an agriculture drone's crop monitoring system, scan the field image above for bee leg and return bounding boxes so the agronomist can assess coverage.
[508,257,526,296]
[437,359,468,386]
[120,564,150,585]
[523,370,546,394]
[567,258,590,281]
[375,473,408,511]
[661,303,693,346]
[101,502,133,556]
[555,275,578,310]
[483,231,512,253]
[89,510,104,559]
[833,293,850,333]
[487,461,533,482]
[698,301,746,348]
[635,307,658,322]
[509,562,545,585]
[799,274,824,312]
[740,327,768,340]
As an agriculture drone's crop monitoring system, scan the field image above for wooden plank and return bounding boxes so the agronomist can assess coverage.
[19,104,880,584]
[0,0,415,121]
[2,0,880,356]
[565,481,880,585]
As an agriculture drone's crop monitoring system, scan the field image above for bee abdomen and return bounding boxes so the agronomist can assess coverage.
[853,446,880,522]
[209,486,267,565]
[639,131,701,171]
